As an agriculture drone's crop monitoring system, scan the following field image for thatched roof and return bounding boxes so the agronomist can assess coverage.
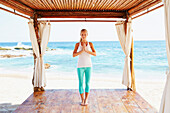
[0,0,162,19]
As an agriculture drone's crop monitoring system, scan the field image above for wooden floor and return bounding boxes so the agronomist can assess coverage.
[14,89,157,113]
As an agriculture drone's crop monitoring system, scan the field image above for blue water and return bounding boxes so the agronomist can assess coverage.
[0,41,168,80]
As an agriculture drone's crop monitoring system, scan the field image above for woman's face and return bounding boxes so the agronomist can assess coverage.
[80,31,88,41]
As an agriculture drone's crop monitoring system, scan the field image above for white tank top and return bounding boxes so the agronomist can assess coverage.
[77,41,92,68]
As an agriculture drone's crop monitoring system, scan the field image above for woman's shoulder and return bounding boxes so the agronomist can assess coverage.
[89,42,93,45]
[75,42,80,47]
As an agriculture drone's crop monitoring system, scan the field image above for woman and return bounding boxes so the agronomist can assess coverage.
[73,29,96,106]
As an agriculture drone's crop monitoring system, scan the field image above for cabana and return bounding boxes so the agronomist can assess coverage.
[0,0,169,112]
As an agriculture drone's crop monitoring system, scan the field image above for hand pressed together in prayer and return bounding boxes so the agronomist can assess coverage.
[82,42,88,52]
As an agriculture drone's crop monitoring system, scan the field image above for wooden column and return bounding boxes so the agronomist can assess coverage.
[33,13,40,46]
[32,52,36,86]
[124,14,129,90]
[130,35,136,91]
[125,13,136,91]
[32,13,41,91]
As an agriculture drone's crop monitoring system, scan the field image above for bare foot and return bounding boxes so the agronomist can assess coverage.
[84,99,88,106]
[80,100,84,106]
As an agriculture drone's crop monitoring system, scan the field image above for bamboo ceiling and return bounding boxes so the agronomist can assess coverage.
[0,0,162,19]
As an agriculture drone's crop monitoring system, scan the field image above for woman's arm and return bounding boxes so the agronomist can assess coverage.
[73,43,83,57]
[85,42,96,56]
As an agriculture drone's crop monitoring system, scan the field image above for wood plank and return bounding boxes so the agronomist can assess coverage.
[132,4,164,20]
[0,0,33,16]
[0,6,29,19]
[88,89,100,113]
[130,91,158,113]
[71,89,82,112]
[129,0,162,16]
[106,89,129,113]
[0,0,162,19]
[13,89,158,113]
[128,0,154,14]
[9,0,33,12]
[95,89,115,113]
[116,89,144,113]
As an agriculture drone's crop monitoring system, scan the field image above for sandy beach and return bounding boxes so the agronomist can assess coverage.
[0,72,166,112]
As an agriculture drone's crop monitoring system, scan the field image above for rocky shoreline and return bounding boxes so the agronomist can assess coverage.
[0,46,56,51]
[0,46,56,59]
[0,54,26,58]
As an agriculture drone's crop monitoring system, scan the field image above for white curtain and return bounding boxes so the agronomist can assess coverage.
[28,19,51,88]
[115,17,133,87]
[159,0,170,112]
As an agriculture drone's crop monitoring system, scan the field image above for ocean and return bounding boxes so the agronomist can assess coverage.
[0,41,168,81]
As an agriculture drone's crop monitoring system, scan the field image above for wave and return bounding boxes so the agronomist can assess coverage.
[2,42,32,50]
[16,42,32,48]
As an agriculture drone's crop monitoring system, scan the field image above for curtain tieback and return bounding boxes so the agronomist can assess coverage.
[124,56,131,61]
[36,55,42,58]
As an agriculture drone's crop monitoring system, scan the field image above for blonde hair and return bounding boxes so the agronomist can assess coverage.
[80,29,88,42]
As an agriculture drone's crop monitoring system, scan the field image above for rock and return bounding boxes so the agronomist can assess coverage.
[13,46,55,51]
[24,48,32,50]
[14,47,32,50]
[51,49,56,51]
[46,47,51,51]
[0,54,26,58]
[0,47,11,50]
[45,63,50,69]
[14,47,24,50]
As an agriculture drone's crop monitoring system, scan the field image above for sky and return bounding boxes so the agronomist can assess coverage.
[0,3,165,42]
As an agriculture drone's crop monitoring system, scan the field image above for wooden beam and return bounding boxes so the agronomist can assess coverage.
[129,0,162,16]
[0,0,33,16]
[132,4,164,20]
[0,7,29,19]
[36,10,126,18]
[36,20,125,23]
[39,15,125,18]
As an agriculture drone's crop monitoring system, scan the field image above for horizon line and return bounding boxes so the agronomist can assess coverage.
[0,39,166,43]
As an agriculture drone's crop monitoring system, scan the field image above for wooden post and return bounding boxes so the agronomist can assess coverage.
[125,12,136,91]
[32,51,36,86]
[33,13,40,46]
[124,16,129,90]
[130,36,136,91]
[125,13,130,90]
[32,13,42,92]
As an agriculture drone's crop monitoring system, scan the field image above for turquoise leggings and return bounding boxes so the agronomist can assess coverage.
[77,67,92,94]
